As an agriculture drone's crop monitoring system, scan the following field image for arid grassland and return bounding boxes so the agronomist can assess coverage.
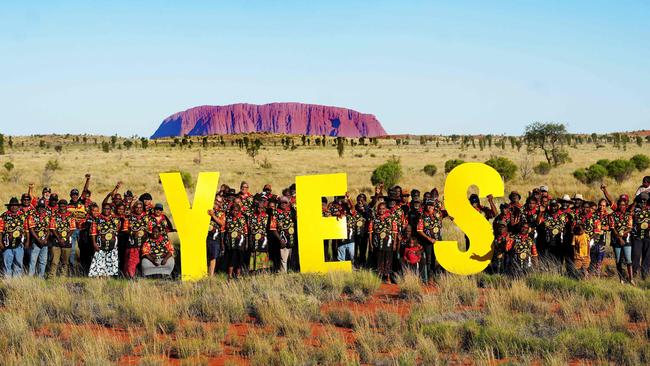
[0,270,649,365]
[0,133,649,365]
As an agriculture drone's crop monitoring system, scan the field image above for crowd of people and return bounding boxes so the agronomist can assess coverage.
[0,173,649,285]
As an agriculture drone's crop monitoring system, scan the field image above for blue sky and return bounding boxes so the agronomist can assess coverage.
[1,1,649,136]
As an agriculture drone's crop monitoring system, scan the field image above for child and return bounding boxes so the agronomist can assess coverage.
[572,224,590,279]
[402,226,422,274]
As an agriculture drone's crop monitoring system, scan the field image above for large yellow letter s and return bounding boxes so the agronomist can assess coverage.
[434,163,504,275]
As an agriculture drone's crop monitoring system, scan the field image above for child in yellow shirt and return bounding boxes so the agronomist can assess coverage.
[572,225,590,279]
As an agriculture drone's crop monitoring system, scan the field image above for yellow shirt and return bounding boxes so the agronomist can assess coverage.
[573,233,589,258]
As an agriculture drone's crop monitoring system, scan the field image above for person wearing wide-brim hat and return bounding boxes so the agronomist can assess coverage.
[0,197,30,277]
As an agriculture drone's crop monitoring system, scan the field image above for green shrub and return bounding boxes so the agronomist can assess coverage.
[631,154,650,171]
[370,157,402,187]
[444,159,465,173]
[45,159,61,172]
[423,164,437,177]
[485,157,517,182]
[4,161,14,172]
[533,161,552,175]
[596,159,610,167]
[606,159,636,182]
[573,163,607,185]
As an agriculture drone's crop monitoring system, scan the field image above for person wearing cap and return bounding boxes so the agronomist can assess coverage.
[35,186,52,207]
[88,203,123,277]
[122,201,152,279]
[225,203,248,279]
[207,195,226,276]
[631,192,650,279]
[20,192,35,217]
[67,187,87,269]
[369,201,398,283]
[490,221,512,274]
[539,185,550,199]
[248,199,275,273]
[417,199,446,281]
[123,190,134,215]
[601,184,631,212]
[0,197,30,277]
[272,196,297,273]
[49,199,76,277]
[609,197,634,284]
[505,222,538,275]
[536,199,567,263]
[27,200,52,278]
[141,225,175,278]
[150,203,175,240]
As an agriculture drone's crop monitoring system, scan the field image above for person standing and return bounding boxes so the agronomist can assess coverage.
[123,201,152,279]
[273,196,297,273]
[416,200,445,281]
[49,200,76,277]
[631,193,650,279]
[207,195,226,276]
[506,222,538,276]
[225,204,248,279]
[0,197,30,277]
[368,202,397,283]
[27,200,52,277]
[248,200,274,273]
[536,200,567,264]
[571,225,591,279]
[490,221,512,274]
[88,203,122,277]
[609,197,634,284]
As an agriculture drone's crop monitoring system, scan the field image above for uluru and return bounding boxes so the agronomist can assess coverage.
[151,103,387,138]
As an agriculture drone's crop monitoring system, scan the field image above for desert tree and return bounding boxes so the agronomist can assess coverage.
[336,137,345,158]
[0,134,4,155]
[524,122,569,166]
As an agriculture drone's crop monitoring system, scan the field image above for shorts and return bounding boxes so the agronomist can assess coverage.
[574,256,590,271]
[207,238,221,260]
[228,249,244,268]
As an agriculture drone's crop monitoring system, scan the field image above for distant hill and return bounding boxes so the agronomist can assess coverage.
[151,103,387,138]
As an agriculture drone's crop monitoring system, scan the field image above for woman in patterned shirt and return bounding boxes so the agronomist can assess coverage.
[609,197,634,284]
[506,222,538,275]
[225,204,248,279]
[88,203,123,277]
[369,202,397,283]
[273,196,296,273]
[141,225,175,278]
[123,201,152,279]
[248,200,275,273]
[207,195,226,277]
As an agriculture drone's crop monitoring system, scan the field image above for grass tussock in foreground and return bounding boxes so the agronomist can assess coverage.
[1,271,650,365]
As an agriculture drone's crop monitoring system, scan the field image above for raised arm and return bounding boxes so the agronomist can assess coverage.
[103,181,122,206]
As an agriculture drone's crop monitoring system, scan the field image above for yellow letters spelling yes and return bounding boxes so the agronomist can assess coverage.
[161,163,503,281]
